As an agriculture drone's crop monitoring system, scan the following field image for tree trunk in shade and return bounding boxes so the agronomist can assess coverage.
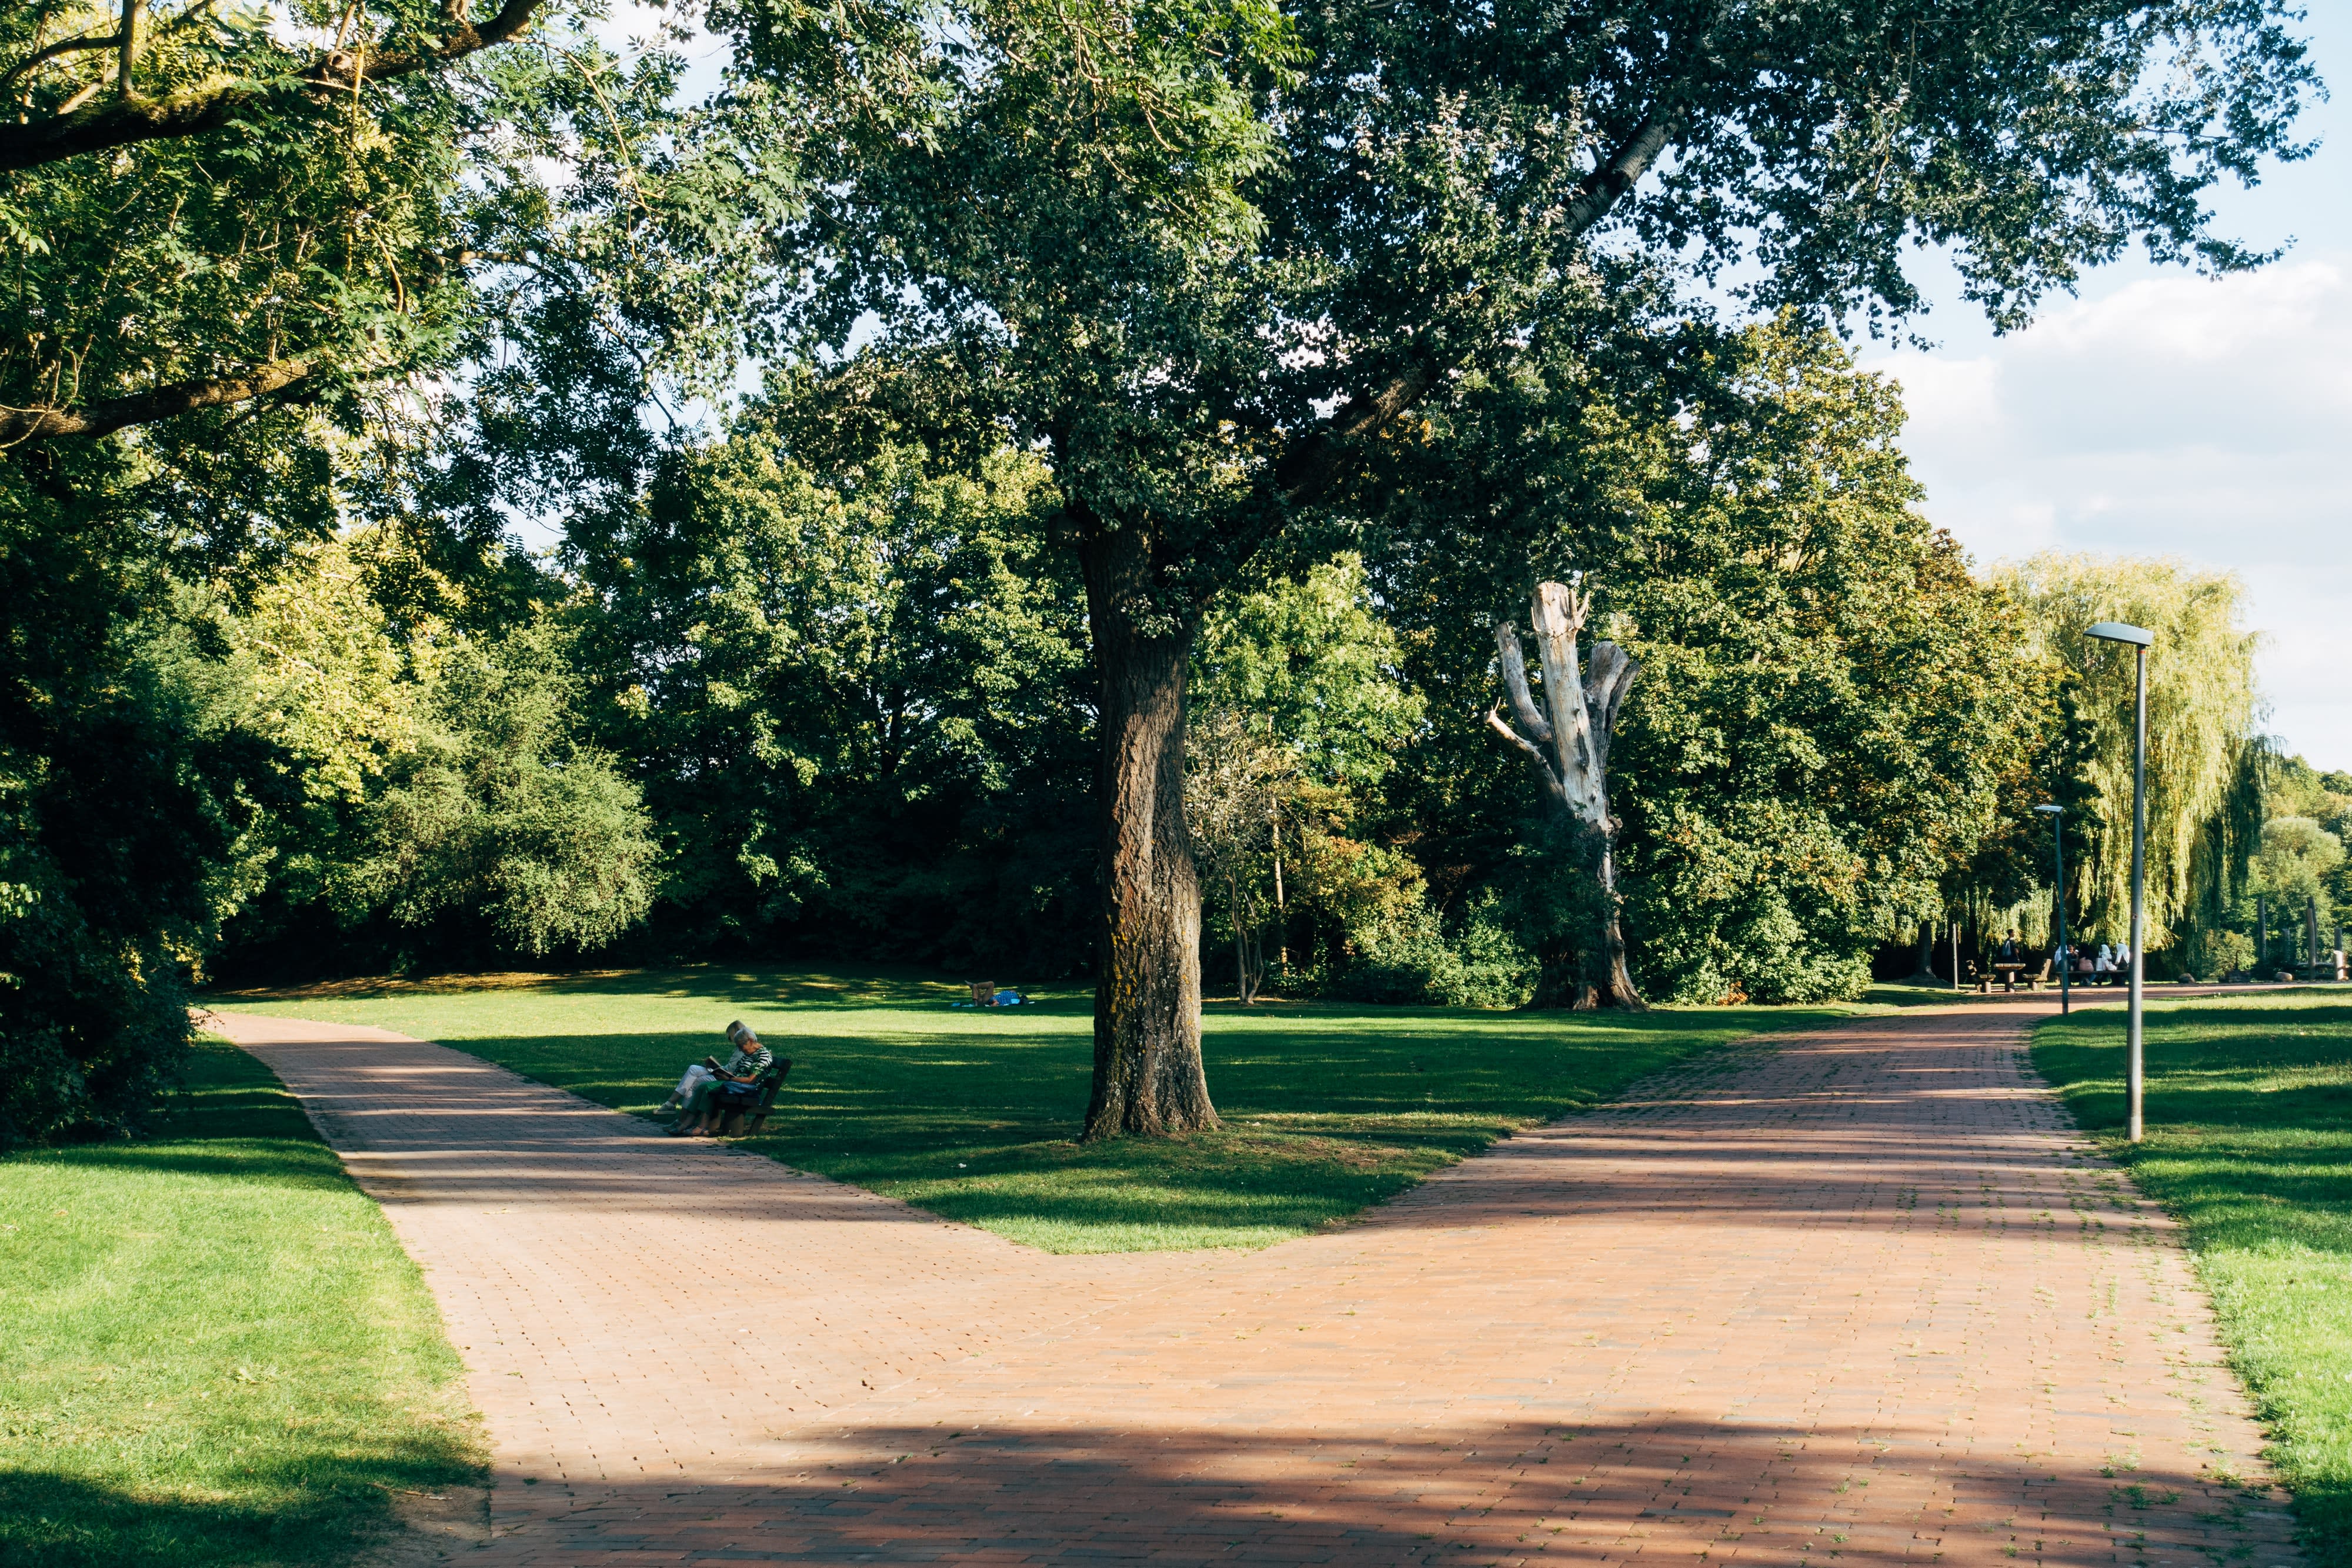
[1079,525,1218,1139]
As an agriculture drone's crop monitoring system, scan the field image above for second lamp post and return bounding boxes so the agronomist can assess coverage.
[2035,803,2069,1016]
[2087,619,2154,1143]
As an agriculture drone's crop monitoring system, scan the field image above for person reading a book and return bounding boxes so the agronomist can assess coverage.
[661,1022,772,1120]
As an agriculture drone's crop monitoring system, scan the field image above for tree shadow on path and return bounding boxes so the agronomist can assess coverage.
[479,1413,2298,1567]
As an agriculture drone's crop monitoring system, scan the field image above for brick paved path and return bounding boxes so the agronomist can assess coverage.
[211,1002,2300,1568]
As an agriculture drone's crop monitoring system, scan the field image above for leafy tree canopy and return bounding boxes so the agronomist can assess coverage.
[1997,553,2264,948]
[1371,315,2047,1002]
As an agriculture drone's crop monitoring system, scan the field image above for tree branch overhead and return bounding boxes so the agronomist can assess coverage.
[0,357,314,445]
[0,0,543,171]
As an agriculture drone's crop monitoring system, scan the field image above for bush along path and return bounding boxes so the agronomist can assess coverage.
[205,998,2300,1568]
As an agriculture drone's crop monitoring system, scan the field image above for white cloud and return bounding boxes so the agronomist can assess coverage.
[1863,255,2352,769]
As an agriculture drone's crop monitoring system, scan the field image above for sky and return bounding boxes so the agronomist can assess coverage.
[1857,1,2351,770]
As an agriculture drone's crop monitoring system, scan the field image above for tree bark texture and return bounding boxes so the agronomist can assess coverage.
[1080,526,1219,1139]
[1486,580,1645,1009]
[0,356,313,445]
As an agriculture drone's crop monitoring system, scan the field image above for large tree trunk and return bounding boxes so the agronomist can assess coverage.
[1903,925,1939,985]
[1486,580,1645,1010]
[1594,828,1640,1006]
[1080,529,1219,1139]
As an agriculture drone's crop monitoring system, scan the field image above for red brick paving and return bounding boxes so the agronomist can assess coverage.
[210,1000,2301,1567]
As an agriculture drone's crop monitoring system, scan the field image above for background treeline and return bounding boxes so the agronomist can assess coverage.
[2,0,2317,1143]
[19,317,2290,1065]
[2,280,2297,1149]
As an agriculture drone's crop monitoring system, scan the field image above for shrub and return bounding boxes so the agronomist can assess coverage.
[2186,925,2254,979]
[0,570,266,1144]
[1329,898,1537,1009]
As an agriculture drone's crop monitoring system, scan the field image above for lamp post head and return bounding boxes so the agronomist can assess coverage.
[2034,804,2063,816]
[2086,620,2154,647]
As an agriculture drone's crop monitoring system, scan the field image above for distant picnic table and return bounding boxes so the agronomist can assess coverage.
[1987,960,2052,993]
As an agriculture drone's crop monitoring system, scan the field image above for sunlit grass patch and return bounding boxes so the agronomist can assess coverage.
[209,963,1860,1255]
[2034,990,2352,1567]
[0,1037,484,1567]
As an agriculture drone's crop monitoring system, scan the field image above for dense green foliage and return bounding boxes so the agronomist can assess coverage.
[0,513,268,1144]
[1369,319,2047,1003]
[207,964,1862,1251]
[1999,555,2267,953]
[564,433,1096,971]
[2034,995,2352,1563]
[0,1035,484,1564]
[1,0,2324,1133]
[0,1,720,1133]
[2182,754,2352,978]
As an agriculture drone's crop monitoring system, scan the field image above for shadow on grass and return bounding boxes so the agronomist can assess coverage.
[2034,996,2352,1567]
[0,1459,464,1568]
[15,1040,351,1190]
[1,1037,485,1568]
[211,962,1047,1013]
[202,969,1911,1248]
[36,1137,359,1192]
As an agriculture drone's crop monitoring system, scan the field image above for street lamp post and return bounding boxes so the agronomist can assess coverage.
[2035,804,2069,1016]
[2087,620,2154,1143]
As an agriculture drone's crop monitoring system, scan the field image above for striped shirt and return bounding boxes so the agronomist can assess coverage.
[720,1043,773,1076]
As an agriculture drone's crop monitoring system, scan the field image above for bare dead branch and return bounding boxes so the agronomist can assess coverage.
[1583,641,1638,778]
[1486,705,1565,802]
[1496,622,1552,743]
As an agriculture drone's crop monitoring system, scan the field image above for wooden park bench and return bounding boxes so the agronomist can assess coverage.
[707,1057,793,1137]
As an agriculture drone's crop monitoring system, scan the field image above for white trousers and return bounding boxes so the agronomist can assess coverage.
[672,1064,717,1101]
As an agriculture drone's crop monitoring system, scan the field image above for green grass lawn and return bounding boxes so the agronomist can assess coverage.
[0,1036,485,1568]
[207,965,1864,1253]
[2034,989,2352,1567]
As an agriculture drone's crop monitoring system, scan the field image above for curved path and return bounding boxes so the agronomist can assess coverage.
[209,1002,2301,1568]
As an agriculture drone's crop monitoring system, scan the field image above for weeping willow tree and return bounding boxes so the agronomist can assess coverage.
[1997,555,2265,952]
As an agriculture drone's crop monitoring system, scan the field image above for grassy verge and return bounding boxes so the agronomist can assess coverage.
[0,1036,485,1568]
[208,965,1861,1253]
[2033,990,2352,1566]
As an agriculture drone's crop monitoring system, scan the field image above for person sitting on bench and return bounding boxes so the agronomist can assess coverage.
[662,1022,771,1120]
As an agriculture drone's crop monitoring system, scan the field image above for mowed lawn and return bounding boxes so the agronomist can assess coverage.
[208,966,1861,1253]
[2034,991,2352,1566]
[0,1037,484,1568]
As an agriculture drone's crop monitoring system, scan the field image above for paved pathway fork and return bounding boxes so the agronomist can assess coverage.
[211,1003,2300,1567]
